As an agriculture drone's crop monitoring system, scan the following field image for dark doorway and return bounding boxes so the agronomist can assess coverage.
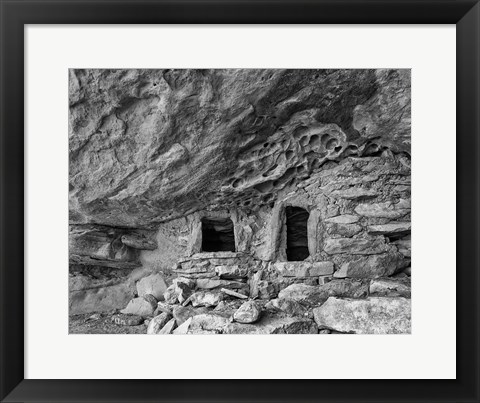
[285,206,309,261]
[201,217,235,252]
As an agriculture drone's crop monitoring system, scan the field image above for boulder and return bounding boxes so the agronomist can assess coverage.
[221,288,248,299]
[147,312,172,334]
[233,301,261,324]
[324,215,360,224]
[278,279,369,307]
[69,282,135,315]
[265,298,309,318]
[213,299,245,316]
[190,291,224,307]
[369,277,411,297]
[190,252,239,260]
[313,297,411,334]
[121,295,157,317]
[136,273,168,300]
[112,313,143,326]
[330,188,378,200]
[187,314,231,334]
[334,251,406,279]
[278,284,325,306]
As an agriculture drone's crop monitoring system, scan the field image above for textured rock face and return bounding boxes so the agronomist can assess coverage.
[69,69,410,227]
[69,282,135,315]
[69,265,137,314]
[313,297,411,334]
[278,280,369,307]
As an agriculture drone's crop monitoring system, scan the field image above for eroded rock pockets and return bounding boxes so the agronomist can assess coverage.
[69,69,410,226]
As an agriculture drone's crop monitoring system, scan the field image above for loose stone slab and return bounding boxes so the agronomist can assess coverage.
[233,300,261,324]
[265,298,309,318]
[69,282,135,315]
[326,222,363,238]
[174,266,212,275]
[190,251,242,260]
[330,188,378,200]
[369,277,411,297]
[334,251,406,279]
[324,237,389,255]
[273,261,334,277]
[215,265,248,279]
[112,313,143,326]
[190,291,224,307]
[324,214,360,224]
[313,296,411,334]
[278,280,369,307]
[187,314,231,334]
[367,222,411,235]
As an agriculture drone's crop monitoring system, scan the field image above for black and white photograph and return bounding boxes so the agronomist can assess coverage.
[68,68,411,335]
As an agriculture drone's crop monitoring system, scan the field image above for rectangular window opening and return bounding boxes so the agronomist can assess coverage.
[201,217,235,252]
[286,206,309,261]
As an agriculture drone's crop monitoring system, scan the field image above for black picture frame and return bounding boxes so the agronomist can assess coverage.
[1,1,479,402]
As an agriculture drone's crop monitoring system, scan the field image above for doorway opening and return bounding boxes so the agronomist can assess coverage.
[201,217,235,252]
[285,206,309,261]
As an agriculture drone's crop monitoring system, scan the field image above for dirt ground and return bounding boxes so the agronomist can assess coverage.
[69,312,147,334]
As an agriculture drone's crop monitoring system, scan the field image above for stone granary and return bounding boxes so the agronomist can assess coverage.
[69,68,411,334]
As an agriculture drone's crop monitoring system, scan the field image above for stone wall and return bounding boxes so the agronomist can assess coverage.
[148,152,411,277]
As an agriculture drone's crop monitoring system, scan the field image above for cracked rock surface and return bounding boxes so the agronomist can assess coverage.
[69,69,410,227]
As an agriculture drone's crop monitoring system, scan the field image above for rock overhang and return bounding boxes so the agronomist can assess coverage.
[69,68,411,228]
